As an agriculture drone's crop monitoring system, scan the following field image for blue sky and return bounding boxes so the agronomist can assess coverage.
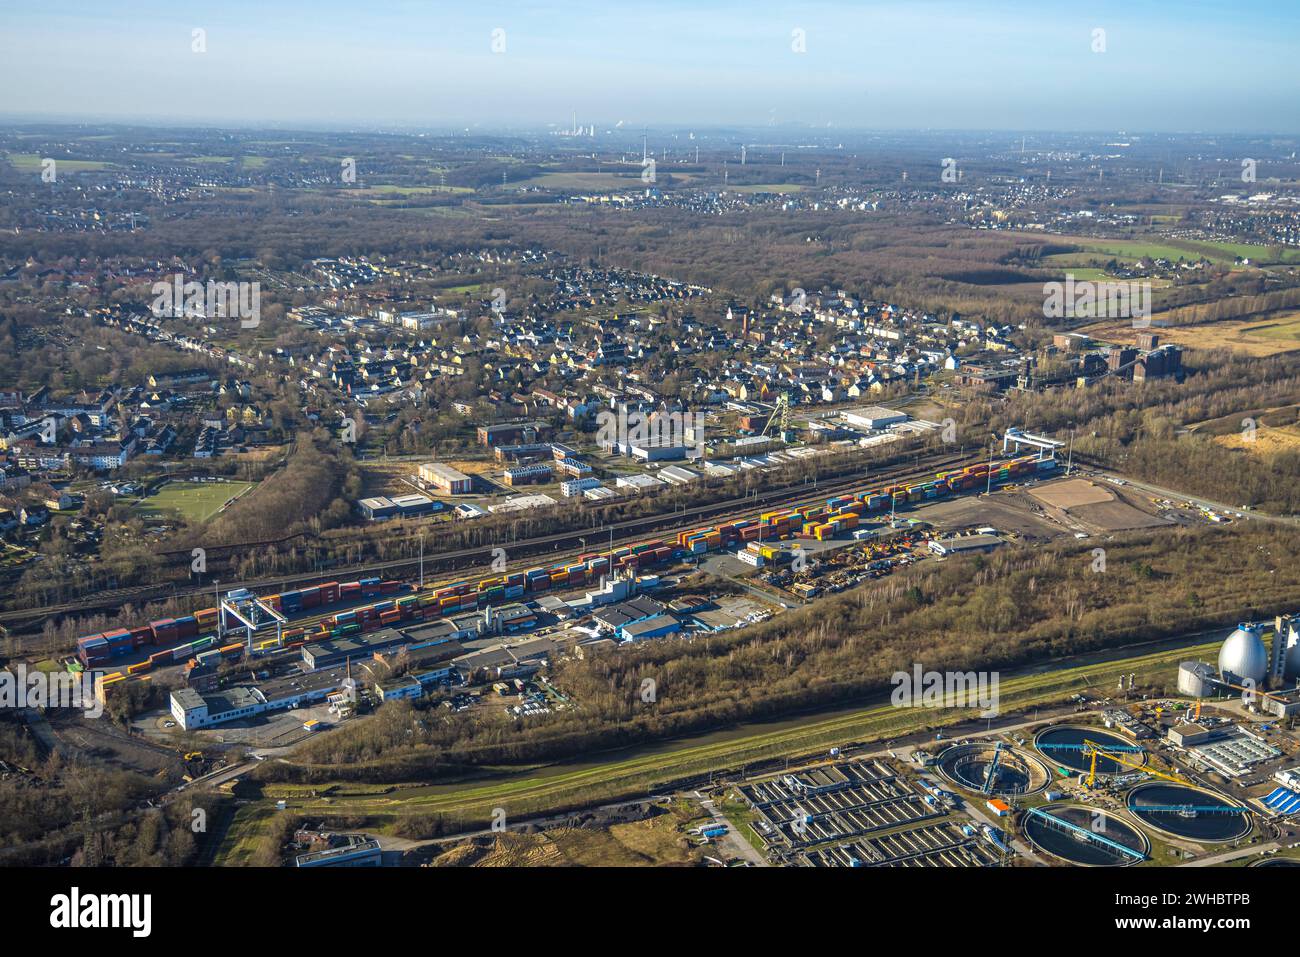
[2,1,1297,132]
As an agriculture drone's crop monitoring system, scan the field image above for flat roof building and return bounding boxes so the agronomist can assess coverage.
[302,628,411,671]
[418,462,472,495]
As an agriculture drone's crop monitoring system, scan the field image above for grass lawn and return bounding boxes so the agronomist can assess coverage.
[131,480,254,523]
[729,183,806,194]
[5,152,110,173]
[1054,234,1300,267]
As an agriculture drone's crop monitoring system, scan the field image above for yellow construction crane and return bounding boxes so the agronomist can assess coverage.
[1083,739,1185,789]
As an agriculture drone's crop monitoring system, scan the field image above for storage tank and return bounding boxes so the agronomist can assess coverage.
[1218,623,1268,685]
[1177,660,1216,698]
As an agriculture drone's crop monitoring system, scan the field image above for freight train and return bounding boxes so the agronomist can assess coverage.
[78,454,1055,675]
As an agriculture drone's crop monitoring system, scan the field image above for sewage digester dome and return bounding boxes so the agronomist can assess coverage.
[1218,623,1267,685]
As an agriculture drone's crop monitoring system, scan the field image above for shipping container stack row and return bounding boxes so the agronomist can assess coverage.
[75,576,404,670]
[79,456,1056,676]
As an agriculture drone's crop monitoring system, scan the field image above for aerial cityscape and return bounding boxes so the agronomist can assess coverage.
[4,0,1299,936]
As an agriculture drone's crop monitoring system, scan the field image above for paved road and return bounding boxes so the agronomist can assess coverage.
[697,792,769,867]
[1078,467,1298,527]
[1181,842,1279,867]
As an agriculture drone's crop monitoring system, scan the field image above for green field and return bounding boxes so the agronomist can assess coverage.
[131,480,253,523]
[1053,235,1300,267]
[728,183,806,194]
[5,152,110,173]
[520,170,657,191]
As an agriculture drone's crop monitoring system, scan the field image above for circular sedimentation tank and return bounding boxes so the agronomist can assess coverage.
[1127,783,1251,843]
[1023,805,1149,866]
[1252,858,1300,867]
[937,744,1049,795]
[1034,725,1145,777]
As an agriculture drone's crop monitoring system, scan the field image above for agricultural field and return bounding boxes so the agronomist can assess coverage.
[1082,311,1300,357]
[349,184,474,197]
[130,479,254,523]
[4,152,111,173]
[519,170,671,191]
[728,183,806,193]
[1051,234,1300,267]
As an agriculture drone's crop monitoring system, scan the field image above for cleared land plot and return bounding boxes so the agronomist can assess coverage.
[1070,500,1172,531]
[131,480,254,523]
[915,493,1064,540]
[1029,478,1116,510]
[1082,313,1300,357]
[1213,423,1300,457]
[428,811,701,867]
[1029,478,1170,532]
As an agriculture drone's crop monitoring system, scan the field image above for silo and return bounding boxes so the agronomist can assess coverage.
[1177,661,1215,698]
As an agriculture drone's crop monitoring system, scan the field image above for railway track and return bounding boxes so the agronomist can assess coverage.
[1,448,974,630]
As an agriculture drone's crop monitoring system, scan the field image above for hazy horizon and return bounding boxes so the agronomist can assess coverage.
[3,1,1298,134]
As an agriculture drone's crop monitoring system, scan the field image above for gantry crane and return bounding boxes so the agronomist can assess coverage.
[982,742,1004,794]
[1082,739,1184,789]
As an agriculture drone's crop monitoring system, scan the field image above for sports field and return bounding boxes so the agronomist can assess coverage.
[131,480,253,523]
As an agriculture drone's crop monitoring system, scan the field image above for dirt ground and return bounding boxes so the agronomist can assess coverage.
[914,492,1065,542]
[1026,477,1172,533]
[425,809,704,867]
[1069,500,1171,531]
[1028,478,1115,509]
[1213,424,1300,457]
[48,711,179,777]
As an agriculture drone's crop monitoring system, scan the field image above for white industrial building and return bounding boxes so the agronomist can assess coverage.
[840,405,909,431]
[561,477,602,497]
[418,462,472,494]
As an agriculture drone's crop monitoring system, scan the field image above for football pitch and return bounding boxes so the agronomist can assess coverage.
[131,480,253,523]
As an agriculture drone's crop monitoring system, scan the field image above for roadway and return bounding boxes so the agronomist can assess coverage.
[1070,458,1299,527]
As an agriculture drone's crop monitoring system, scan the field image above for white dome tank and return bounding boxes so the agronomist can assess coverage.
[1218,623,1267,685]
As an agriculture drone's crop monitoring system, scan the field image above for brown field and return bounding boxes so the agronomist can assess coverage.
[1069,500,1172,531]
[428,813,702,867]
[1027,478,1171,532]
[1081,312,1300,357]
[916,494,1063,541]
[1212,424,1300,457]
[1028,478,1114,509]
